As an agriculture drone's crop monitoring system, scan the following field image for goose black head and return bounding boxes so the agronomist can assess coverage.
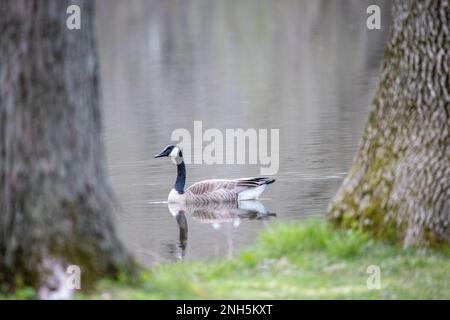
[155,145,183,163]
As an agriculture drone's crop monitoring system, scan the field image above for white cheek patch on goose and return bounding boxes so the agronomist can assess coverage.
[169,146,180,157]
[170,146,183,164]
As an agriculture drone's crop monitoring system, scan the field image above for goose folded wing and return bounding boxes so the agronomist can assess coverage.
[187,179,238,195]
[187,177,274,196]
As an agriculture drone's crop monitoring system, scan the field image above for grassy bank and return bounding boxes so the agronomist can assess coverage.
[89,220,450,299]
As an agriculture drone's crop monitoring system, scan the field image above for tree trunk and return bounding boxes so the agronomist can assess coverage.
[0,0,133,294]
[328,0,450,246]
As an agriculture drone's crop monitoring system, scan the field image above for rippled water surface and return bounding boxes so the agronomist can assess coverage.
[96,0,391,267]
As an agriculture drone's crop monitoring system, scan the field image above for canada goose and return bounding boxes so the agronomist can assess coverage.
[155,144,275,204]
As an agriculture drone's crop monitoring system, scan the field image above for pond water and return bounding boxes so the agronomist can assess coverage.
[96,0,390,267]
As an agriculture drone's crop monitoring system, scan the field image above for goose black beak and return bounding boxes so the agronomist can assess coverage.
[155,150,168,158]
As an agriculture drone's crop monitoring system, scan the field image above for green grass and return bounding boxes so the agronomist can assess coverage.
[87,219,450,299]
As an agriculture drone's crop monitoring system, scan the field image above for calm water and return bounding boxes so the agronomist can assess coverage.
[96,0,390,267]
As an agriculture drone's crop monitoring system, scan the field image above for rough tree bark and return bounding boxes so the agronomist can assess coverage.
[328,0,450,246]
[0,0,133,294]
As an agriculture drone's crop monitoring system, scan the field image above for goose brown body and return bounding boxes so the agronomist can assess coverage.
[182,177,275,204]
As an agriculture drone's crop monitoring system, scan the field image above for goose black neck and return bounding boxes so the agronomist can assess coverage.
[175,161,186,194]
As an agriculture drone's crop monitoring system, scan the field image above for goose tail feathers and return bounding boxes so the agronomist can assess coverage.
[237,177,275,201]
[236,177,275,188]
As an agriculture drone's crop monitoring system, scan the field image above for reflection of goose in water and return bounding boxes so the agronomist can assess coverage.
[174,210,188,260]
[155,145,275,204]
[168,201,276,260]
[169,201,276,224]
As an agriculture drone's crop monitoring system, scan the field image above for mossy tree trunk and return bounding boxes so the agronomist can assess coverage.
[328,0,449,246]
[0,0,133,295]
